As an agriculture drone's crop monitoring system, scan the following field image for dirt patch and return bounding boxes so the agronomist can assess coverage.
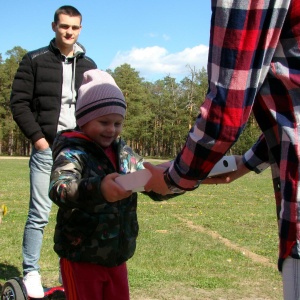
[130,281,281,300]
[175,216,277,270]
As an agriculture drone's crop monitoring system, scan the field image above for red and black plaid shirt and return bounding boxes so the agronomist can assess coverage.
[168,0,300,268]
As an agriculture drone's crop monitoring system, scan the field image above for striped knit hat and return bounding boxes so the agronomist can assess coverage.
[76,69,126,127]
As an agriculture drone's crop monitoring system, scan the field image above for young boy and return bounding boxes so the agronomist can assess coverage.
[49,69,144,300]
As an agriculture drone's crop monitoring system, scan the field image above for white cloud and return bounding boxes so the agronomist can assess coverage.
[109,44,209,81]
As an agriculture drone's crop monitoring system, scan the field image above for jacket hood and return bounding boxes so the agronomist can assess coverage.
[52,130,108,160]
[52,129,144,175]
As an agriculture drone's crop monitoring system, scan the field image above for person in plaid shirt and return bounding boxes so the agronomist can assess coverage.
[144,1,300,298]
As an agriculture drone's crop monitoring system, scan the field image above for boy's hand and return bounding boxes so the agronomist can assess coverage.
[101,173,132,202]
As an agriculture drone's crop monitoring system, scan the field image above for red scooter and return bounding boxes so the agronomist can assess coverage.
[1,277,65,300]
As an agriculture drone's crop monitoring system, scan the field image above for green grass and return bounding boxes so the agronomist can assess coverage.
[0,158,282,299]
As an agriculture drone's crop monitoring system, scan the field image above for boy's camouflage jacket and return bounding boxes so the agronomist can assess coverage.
[49,130,144,267]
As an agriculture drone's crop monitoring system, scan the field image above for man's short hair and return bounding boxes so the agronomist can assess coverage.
[54,5,82,23]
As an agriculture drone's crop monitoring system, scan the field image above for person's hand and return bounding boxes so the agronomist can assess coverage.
[202,155,250,184]
[156,160,172,169]
[143,162,172,195]
[101,173,132,202]
[34,138,49,151]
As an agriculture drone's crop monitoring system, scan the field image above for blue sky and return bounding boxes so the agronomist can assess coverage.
[1,1,212,82]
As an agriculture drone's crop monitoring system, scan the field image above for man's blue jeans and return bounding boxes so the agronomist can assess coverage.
[22,147,53,275]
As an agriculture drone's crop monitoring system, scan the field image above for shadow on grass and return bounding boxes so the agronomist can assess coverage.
[0,262,22,282]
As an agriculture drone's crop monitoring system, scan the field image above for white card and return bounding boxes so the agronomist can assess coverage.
[208,156,237,177]
[115,169,152,192]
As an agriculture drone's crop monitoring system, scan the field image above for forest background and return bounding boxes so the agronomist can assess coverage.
[0,46,261,157]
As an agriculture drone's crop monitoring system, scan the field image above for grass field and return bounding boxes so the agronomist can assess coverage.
[0,158,282,300]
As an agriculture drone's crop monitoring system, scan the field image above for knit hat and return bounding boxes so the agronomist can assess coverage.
[76,69,126,127]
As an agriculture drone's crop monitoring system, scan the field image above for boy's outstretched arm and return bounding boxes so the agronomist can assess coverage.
[101,173,132,202]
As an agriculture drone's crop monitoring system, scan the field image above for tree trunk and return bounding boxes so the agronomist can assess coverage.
[8,128,13,156]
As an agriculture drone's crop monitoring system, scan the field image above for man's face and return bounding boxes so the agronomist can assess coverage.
[52,14,82,50]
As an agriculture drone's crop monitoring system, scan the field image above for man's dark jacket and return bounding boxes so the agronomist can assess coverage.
[10,38,97,145]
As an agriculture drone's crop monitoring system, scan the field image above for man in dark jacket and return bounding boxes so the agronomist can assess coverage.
[10,5,97,298]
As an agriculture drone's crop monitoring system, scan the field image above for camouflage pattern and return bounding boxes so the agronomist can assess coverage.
[49,130,144,267]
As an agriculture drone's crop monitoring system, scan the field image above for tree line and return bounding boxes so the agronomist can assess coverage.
[0,46,261,158]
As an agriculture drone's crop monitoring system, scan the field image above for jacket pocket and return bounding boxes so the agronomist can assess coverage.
[62,209,98,247]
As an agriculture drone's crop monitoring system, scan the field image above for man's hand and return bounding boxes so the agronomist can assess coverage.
[143,162,172,195]
[34,138,49,151]
[202,155,250,184]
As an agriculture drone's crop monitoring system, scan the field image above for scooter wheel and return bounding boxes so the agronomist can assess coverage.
[1,278,26,300]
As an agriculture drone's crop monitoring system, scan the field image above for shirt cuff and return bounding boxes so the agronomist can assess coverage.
[243,148,270,174]
[163,170,187,193]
